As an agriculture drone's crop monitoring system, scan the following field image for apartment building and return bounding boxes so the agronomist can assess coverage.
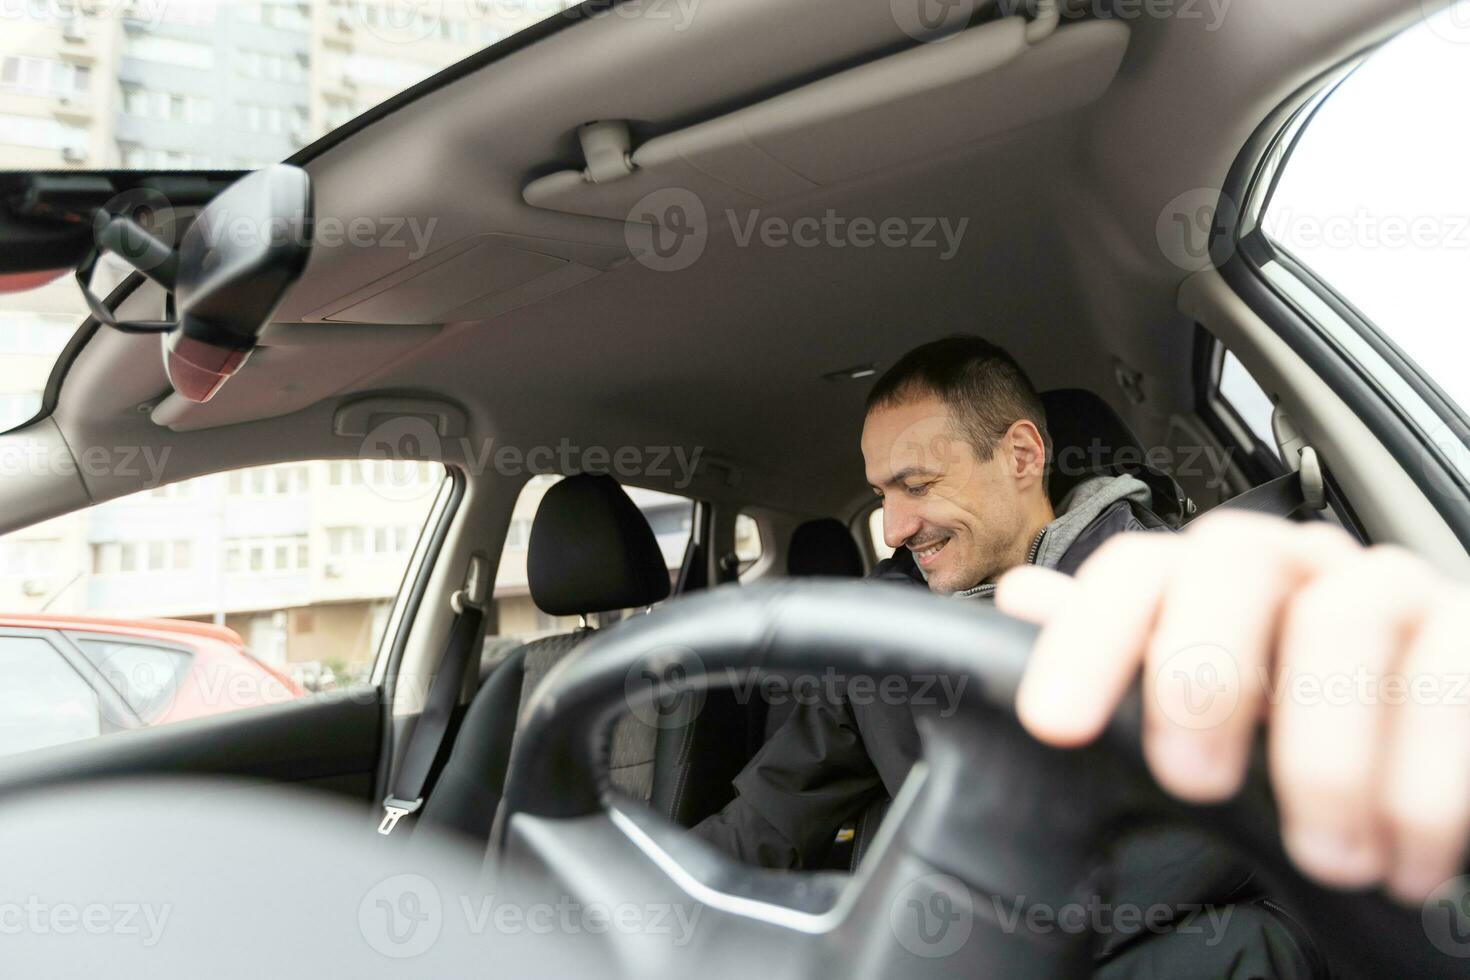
[0,2,589,682]
[0,11,120,170]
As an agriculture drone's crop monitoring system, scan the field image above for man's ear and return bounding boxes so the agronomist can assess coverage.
[1003,419,1047,486]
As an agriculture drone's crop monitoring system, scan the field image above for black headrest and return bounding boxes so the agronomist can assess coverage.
[787,518,864,578]
[1040,388,1189,523]
[1040,388,1146,507]
[527,475,671,616]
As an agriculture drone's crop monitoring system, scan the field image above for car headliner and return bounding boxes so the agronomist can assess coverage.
[17,0,1451,527]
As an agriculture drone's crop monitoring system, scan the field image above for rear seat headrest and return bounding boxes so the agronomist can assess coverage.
[787,518,864,578]
[527,474,671,616]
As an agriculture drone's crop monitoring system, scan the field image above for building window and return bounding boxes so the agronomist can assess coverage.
[0,113,89,153]
[0,56,91,97]
[127,36,215,71]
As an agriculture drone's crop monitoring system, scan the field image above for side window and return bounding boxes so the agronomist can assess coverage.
[1193,339,1287,493]
[0,634,100,757]
[1218,352,1276,449]
[734,513,764,579]
[486,476,696,660]
[72,638,191,724]
[868,507,895,562]
[0,461,447,754]
[1252,4,1470,483]
[1199,340,1282,483]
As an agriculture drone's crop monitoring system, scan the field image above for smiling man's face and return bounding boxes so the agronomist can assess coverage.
[861,392,1049,595]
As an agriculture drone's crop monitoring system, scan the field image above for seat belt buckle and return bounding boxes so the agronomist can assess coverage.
[378,796,423,836]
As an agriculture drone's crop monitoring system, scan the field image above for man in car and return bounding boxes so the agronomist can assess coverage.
[693,334,1468,975]
[694,335,1188,870]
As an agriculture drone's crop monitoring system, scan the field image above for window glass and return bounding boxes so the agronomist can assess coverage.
[0,1,584,172]
[0,635,100,756]
[0,461,447,752]
[1261,2,1470,422]
[1219,351,1276,448]
[868,507,895,562]
[73,638,190,723]
[734,513,763,574]
[485,476,696,665]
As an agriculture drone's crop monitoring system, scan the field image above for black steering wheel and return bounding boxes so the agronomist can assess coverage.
[496,580,1458,977]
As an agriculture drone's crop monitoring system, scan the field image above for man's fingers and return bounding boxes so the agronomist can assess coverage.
[1271,546,1439,890]
[1007,534,1176,747]
[993,564,1074,624]
[1140,516,1357,803]
[1381,592,1470,903]
[1141,521,1285,803]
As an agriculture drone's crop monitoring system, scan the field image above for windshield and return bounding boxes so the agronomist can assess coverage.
[0,0,577,433]
[0,0,574,171]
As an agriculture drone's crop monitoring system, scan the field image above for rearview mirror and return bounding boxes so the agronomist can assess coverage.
[80,165,313,403]
[165,165,313,402]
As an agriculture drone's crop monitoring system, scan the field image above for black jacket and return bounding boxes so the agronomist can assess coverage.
[692,476,1322,978]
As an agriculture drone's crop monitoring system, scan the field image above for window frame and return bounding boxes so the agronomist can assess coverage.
[1217,48,1470,551]
[1191,328,1285,489]
[64,631,194,725]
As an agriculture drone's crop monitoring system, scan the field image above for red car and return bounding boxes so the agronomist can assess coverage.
[0,614,304,757]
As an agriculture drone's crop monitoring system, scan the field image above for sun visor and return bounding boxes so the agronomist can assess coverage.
[523,17,1130,222]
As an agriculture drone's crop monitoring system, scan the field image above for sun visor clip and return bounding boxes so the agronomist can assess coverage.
[579,120,636,184]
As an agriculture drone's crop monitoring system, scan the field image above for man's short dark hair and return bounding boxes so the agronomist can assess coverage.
[865,335,1051,464]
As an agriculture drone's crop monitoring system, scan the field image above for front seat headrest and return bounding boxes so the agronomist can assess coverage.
[527,474,672,616]
[1040,387,1189,524]
[1040,388,1147,507]
[788,518,864,578]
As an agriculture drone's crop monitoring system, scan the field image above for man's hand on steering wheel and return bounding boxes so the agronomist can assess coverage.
[998,511,1470,905]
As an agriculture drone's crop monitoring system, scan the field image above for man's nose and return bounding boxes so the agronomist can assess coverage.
[883,498,921,551]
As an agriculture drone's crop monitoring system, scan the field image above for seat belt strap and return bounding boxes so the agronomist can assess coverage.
[1200,446,1326,523]
[379,555,487,836]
